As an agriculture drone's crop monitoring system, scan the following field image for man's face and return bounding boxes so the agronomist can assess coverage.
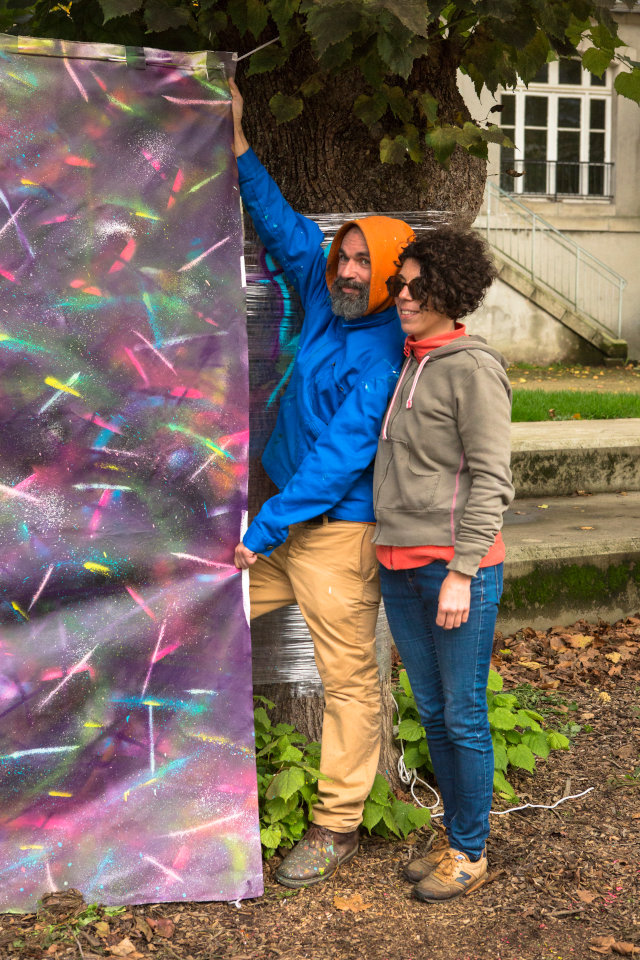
[330,227,371,318]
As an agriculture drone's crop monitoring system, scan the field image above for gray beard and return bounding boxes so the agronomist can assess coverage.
[330,279,370,319]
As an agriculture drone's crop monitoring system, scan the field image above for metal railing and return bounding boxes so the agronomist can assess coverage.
[481,181,626,338]
[499,160,614,200]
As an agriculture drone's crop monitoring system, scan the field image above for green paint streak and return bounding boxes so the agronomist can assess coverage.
[188,170,222,195]
[166,423,230,459]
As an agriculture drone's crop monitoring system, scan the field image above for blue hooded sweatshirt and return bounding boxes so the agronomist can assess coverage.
[238,148,413,556]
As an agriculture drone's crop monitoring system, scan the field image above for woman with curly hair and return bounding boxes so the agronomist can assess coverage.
[372,228,514,902]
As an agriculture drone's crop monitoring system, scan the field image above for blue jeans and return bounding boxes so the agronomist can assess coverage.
[380,561,503,860]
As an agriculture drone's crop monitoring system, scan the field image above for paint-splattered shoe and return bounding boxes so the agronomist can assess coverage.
[274,825,359,888]
[413,847,488,902]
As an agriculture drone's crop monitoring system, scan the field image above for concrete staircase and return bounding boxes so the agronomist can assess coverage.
[499,419,640,633]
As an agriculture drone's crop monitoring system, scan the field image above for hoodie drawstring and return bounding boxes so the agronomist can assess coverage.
[405,355,430,409]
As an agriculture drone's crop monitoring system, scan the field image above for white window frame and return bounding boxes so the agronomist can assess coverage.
[500,61,613,199]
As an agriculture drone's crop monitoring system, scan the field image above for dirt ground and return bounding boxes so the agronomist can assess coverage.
[507,362,640,394]
[2,616,639,960]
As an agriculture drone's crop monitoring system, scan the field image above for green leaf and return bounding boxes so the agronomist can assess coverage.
[269,92,304,123]
[144,0,191,33]
[487,669,503,692]
[265,793,298,821]
[589,22,618,55]
[514,709,542,731]
[492,693,518,708]
[493,739,508,772]
[390,798,414,837]
[380,135,407,164]
[318,36,354,72]
[265,765,306,801]
[401,743,425,769]
[507,742,536,774]
[268,0,299,35]
[277,742,304,763]
[253,706,272,732]
[362,799,385,831]
[246,42,289,75]
[547,730,570,751]
[253,695,275,710]
[298,72,324,97]
[615,69,640,104]
[246,0,269,38]
[417,91,438,125]
[385,85,413,123]
[353,91,388,126]
[493,768,517,799]
[382,804,402,837]
[374,0,429,37]
[397,718,425,742]
[99,0,143,24]
[260,824,282,849]
[306,1,363,57]
[522,731,551,759]
[580,46,611,79]
[488,706,517,730]
[398,669,413,698]
[369,773,392,806]
[478,124,514,148]
[407,805,431,829]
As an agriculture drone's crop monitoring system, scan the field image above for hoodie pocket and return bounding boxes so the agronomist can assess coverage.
[375,441,440,513]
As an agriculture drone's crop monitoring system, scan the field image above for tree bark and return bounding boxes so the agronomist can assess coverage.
[240,37,486,798]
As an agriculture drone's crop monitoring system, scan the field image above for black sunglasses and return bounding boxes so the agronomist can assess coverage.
[385,275,429,300]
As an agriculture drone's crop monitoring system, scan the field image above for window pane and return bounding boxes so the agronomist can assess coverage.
[557,130,579,162]
[590,131,605,163]
[590,71,606,87]
[559,60,582,84]
[500,146,516,191]
[501,95,515,126]
[525,128,547,160]
[525,95,548,127]
[588,165,605,195]
[558,97,580,128]
[533,64,548,83]
[590,99,605,129]
[557,163,580,194]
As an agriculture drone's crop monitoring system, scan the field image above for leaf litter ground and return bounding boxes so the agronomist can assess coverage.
[1,615,639,960]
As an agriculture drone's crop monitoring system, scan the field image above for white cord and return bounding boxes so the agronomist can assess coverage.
[236,36,281,62]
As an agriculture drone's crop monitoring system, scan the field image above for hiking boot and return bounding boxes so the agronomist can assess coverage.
[413,847,488,902]
[274,824,359,889]
[402,830,450,882]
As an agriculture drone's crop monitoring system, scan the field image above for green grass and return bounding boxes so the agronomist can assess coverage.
[511,390,640,421]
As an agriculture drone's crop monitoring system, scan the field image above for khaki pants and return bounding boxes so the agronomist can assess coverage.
[249,518,381,832]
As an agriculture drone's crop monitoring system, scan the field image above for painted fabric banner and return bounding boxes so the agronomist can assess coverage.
[0,35,263,909]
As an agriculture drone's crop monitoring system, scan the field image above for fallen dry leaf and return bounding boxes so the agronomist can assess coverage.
[575,888,599,904]
[597,691,611,703]
[109,938,137,957]
[135,916,153,942]
[94,921,110,937]
[613,943,639,957]
[590,935,616,954]
[152,916,175,938]
[580,525,594,530]
[518,660,543,670]
[605,652,622,663]
[567,633,594,649]
[537,504,549,509]
[333,892,372,913]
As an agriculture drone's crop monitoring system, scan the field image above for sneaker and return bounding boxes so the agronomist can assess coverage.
[403,830,450,882]
[413,847,487,902]
[274,824,359,889]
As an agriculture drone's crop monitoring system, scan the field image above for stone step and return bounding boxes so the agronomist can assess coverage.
[499,490,640,634]
[511,418,640,497]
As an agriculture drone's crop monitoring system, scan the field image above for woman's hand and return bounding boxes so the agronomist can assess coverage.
[436,570,472,630]
[234,542,257,569]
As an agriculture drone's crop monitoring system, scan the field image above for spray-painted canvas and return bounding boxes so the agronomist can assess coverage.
[0,34,263,909]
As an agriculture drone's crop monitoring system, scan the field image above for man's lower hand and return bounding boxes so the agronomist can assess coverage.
[234,542,258,569]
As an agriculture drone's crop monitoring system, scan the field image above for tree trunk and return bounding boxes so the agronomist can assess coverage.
[240,37,487,796]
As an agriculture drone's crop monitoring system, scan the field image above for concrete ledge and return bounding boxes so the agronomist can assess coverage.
[511,419,640,496]
[499,490,640,632]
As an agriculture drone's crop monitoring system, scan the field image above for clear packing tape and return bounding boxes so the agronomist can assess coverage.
[245,211,450,694]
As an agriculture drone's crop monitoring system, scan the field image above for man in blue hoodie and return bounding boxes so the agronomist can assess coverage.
[230,79,413,888]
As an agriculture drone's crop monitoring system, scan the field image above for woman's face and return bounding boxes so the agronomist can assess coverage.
[394,258,456,340]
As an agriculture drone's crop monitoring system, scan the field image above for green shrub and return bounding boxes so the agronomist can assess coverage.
[393,668,571,801]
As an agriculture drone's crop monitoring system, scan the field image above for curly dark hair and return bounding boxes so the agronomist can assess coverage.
[397,228,496,321]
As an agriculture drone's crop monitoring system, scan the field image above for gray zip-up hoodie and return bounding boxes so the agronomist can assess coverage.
[372,336,515,577]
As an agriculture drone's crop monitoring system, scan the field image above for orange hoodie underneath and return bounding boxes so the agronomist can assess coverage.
[376,324,505,572]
